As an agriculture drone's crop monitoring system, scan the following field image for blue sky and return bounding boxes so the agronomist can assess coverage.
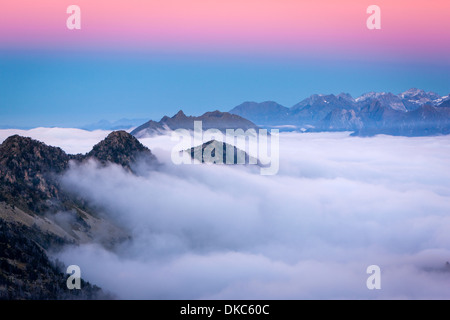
[1,51,449,128]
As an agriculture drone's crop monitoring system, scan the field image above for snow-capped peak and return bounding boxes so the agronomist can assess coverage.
[355,92,387,102]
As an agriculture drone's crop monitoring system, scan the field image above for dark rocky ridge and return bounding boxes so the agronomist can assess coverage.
[0,130,155,299]
[0,131,156,215]
[86,130,157,170]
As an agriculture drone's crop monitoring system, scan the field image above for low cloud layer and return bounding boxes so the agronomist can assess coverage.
[5,128,450,299]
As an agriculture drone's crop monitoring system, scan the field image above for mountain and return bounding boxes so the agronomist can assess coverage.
[319,108,363,131]
[289,93,357,127]
[354,89,443,112]
[131,110,259,138]
[185,140,258,165]
[355,92,407,112]
[437,99,450,108]
[399,88,443,111]
[0,131,157,299]
[354,104,450,136]
[0,131,151,245]
[85,131,157,171]
[0,135,72,215]
[0,131,156,215]
[230,94,359,129]
[229,101,290,126]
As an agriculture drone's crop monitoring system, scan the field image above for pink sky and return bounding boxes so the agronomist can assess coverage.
[1,0,449,62]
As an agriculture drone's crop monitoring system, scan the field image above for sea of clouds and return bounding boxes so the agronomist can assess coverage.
[2,128,450,299]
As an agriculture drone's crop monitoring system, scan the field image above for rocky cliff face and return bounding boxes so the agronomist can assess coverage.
[0,135,71,214]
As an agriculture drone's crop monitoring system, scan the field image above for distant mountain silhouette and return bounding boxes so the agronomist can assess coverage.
[131,110,259,137]
[229,101,290,126]
[81,118,148,131]
[354,104,450,137]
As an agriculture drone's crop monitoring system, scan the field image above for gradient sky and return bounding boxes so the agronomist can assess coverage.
[0,0,449,127]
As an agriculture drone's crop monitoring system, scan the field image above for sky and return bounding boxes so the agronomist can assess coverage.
[0,0,449,128]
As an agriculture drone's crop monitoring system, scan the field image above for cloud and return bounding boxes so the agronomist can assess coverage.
[12,128,450,299]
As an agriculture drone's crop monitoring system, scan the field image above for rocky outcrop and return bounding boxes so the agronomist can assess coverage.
[85,130,157,171]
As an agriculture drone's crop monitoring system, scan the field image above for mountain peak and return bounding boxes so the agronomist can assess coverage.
[86,130,156,169]
[105,130,135,140]
[202,110,226,117]
[0,134,70,174]
[0,132,159,214]
[185,139,258,165]
[355,91,387,102]
[399,88,442,110]
[0,135,71,213]
[173,110,187,119]
[400,88,425,98]
[337,92,354,101]
[1,134,53,152]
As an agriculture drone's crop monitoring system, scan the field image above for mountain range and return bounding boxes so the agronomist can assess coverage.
[229,88,450,136]
[125,88,450,138]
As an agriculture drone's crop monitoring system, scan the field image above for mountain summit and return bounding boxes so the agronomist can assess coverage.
[86,131,156,170]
